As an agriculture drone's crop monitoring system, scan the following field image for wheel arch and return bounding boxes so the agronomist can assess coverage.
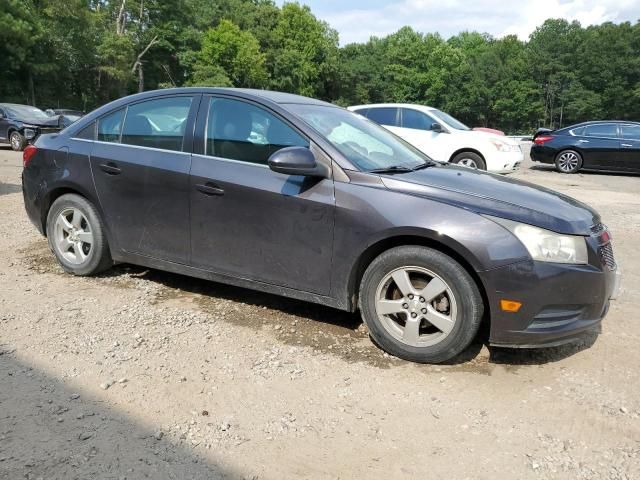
[449,148,485,163]
[41,184,108,239]
[346,233,490,322]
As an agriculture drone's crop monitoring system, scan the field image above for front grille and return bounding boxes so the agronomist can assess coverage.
[38,128,60,135]
[598,243,616,270]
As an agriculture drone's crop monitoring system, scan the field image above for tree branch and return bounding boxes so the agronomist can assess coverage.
[131,35,159,74]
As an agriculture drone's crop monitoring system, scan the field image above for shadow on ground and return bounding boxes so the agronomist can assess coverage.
[0,182,21,197]
[0,351,239,479]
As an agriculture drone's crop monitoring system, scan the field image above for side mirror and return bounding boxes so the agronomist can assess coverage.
[268,147,328,177]
[431,122,445,133]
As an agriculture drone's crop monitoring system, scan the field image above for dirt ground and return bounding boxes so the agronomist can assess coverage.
[0,144,638,480]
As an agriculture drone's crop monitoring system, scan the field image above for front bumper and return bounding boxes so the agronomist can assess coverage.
[485,149,524,174]
[480,255,619,348]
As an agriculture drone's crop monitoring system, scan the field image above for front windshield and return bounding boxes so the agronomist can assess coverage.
[430,109,470,131]
[287,104,431,171]
[5,105,50,120]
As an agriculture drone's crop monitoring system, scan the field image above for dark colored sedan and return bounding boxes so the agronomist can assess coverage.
[531,121,640,174]
[21,88,621,363]
[0,103,64,151]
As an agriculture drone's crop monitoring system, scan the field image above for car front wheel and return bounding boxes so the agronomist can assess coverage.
[451,151,486,170]
[10,131,26,151]
[359,246,484,363]
[46,194,113,276]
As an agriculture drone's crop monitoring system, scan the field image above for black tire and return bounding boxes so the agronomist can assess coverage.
[554,149,582,174]
[46,194,113,276]
[359,246,484,363]
[451,151,486,170]
[10,131,26,151]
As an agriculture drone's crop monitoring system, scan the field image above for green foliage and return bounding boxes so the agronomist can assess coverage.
[2,1,640,133]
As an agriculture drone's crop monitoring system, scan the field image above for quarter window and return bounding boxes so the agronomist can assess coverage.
[121,96,192,152]
[97,109,125,143]
[366,108,399,127]
[401,109,433,130]
[75,122,96,140]
[583,124,618,138]
[206,97,308,165]
[621,125,640,140]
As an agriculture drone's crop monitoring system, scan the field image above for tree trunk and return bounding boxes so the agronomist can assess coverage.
[138,63,144,93]
[28,70,35,106]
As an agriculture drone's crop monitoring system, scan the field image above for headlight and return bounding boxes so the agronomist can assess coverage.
[491,217,588,264]
[23,128,37,140]
[490,139,520,152]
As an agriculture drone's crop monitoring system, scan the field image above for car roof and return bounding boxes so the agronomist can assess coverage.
[0,103,38,108]
[349,103,437,113]
[563,120,640,130]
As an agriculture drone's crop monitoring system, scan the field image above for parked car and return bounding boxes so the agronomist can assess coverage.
[348,104,523,173]
[45,108,84,124]
[531,121,640,174]
[0,103,64,151]
[22,88,620,363]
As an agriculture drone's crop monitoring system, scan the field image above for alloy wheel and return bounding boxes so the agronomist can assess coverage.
[557,151,579,172]
[374,266,458,347]
[10,133,21,150]
[458,158,478,169]
[53,207,94,265]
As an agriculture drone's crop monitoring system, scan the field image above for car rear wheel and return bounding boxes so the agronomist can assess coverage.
[46,194,113,276]
[10,131,26,151]
[555,150,582,174]
[359,246,484,363]
[451,151,486,170]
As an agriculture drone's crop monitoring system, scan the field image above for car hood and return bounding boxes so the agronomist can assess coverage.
[379,164,599,235]
[21,116,61,128]
[454,129,519,145]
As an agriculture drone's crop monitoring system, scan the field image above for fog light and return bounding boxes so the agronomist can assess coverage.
[23,128,36,140]
[500,299,522,312]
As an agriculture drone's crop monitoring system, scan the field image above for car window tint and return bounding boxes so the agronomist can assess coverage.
[97,109,125,143]
[621,125,640,140]
[570,126,585,136]
[401,109,433,130]
[121,96,192,151]
[76,122,96,140]
[583,124,618,138]
[206,97,308,165]
[366,108,399,127]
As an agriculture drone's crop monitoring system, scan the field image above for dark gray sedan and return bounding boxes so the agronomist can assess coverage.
[21,88,620,363]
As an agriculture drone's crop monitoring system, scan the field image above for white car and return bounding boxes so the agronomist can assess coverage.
[348,104,523,173]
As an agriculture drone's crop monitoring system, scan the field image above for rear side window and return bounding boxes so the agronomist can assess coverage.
[401,108,433,130]
[583,124,618,138]
[569,126,585,136]
[621,124,640,140]
[352,108,369,118]
[366,108,399,127]
[205,97,308,165]
[97,109,125,143]
[121,96,192,152]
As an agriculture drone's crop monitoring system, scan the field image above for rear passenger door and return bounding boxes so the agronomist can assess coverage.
[579,123,622,170]
[189,95,335,295]
[619,124,640,173]
[89,94,198,263]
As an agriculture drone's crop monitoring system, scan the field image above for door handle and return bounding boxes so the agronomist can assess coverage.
[578,140,589,143]
[99,162,122,175]
[196,183,224,196]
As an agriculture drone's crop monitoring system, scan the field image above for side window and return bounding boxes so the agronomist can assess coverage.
[121,96,192,152]
[620,125,640,140]
[206,97,308,165]
[401,109,433,130]
[75,122,96,140]
[570,126,585,136]
[97,109,125,143]
[352,108,369,118]
[583,124,618,139]
[366,108,399,127]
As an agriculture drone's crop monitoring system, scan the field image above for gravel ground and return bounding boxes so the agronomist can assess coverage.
[0,144,639,479]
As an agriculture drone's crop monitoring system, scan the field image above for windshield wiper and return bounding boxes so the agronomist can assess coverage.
[411,160,437,171]
[367,165,413,174]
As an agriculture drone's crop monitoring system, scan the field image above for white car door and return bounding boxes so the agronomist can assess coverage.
[396,108,458,162]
